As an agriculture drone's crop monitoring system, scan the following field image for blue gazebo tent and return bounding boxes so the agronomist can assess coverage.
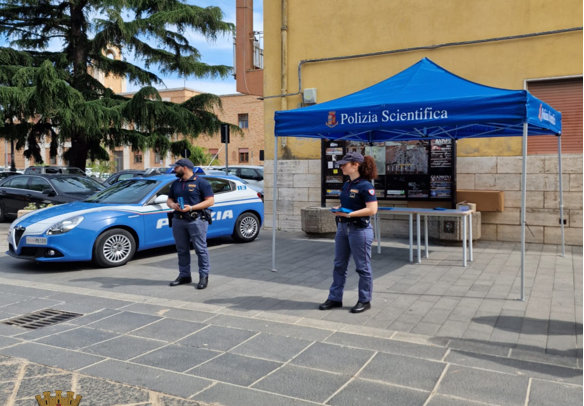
[272,58,565,301]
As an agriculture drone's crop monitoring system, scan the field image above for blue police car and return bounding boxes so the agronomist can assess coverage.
[6,175,264,267]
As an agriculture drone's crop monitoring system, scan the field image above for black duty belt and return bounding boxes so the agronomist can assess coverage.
[174,211,203,220]
[336,216,371,227]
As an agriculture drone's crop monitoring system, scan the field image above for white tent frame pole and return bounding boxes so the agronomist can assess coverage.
[557,135,565,257]
[519,122,528,302]
[272,137,278,272]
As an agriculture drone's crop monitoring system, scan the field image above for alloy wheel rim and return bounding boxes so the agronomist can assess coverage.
[103,234,132,262]
[239,216,258,238]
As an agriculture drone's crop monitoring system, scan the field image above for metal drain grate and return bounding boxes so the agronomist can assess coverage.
[1,309,83,329]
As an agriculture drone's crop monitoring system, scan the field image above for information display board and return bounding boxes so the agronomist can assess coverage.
[321,139,456,203]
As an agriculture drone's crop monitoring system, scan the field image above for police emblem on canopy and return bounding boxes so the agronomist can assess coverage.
[326,111,338,128]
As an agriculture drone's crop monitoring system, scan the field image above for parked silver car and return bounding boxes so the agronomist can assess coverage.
[213,166,264,189]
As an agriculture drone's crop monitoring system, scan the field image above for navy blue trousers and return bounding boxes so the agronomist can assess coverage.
[328,222,374,304]
[172,217,210,278]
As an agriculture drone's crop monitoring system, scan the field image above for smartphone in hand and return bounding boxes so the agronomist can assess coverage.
[177,197,185,210]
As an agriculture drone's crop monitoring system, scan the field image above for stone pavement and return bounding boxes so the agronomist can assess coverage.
[0,226,580,358]
[0,224,581,405]
[0,356,208,406]
[0,280,580,406]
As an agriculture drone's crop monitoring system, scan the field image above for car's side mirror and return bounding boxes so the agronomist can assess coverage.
[42,189,56,196]
[153,194,168,204]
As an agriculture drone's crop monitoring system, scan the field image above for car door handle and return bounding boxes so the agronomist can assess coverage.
[26,194,33,198]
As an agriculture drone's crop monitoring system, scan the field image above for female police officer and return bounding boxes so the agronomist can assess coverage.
[319,152,378,314]
[166,159,215,289]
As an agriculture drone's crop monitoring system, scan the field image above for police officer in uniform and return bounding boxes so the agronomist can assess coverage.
[319,152,378,313]
[167,159,215,289]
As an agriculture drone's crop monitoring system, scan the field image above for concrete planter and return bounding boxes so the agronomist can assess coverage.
[427,212,482,242]
[301,207,337,236]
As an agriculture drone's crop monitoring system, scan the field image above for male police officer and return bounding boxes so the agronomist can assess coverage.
[167,159,215,289]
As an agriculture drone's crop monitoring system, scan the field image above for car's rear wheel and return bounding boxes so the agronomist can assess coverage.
[93,228,136,267]
[232,212,260,243]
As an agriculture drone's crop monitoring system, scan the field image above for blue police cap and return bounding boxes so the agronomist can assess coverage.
[336,152,364,165]
[173,158,195,169]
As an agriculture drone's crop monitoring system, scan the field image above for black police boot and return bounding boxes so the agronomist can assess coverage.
[196,276,208,290]
[319,300,343,310]
[169,276,192,287]
[350,302,371,314]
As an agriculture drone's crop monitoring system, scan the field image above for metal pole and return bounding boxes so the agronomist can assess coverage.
[416,213,421,263]
[271,137,278,272]
[462,216,467,267]
[424,215,429,258]
[376,213,381,254]
[409,214,413,262]
[225,141,229,175]
[519,123,528,301]
[10,140,16,172]
[469,212,473,262]
[557,135,565,257]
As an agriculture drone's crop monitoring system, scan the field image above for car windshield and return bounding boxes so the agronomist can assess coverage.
[51,177,105,193]
[84,179,161,204]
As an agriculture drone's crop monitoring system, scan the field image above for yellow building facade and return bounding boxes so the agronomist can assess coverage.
[263,0,583,244]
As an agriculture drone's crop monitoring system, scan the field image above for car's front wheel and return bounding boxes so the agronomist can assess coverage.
[93,228,136,267]
[232,212,260,243]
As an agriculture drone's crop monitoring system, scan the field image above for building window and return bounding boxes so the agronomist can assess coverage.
[239,148,249,163]
[154,152,162,164]
[238,114,249,129]
[209,148,219,156]
[134,153,143,164]
[50,156,57,165]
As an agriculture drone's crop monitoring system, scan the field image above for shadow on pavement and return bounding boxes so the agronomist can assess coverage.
[473,315,583,336]
[204,295,320,311]
[446,343,582,378]
[68,276,171,289]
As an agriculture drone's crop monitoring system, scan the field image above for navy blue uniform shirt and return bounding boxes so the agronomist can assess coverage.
[340,177,377,212]
[168,175,214,208]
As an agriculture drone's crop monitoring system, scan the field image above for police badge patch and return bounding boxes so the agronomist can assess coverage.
[368,189,375,196]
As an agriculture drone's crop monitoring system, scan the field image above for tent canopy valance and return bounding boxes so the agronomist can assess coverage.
[274,58,562,141]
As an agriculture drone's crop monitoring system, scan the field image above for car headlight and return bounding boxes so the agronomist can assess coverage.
[46,216,84,235]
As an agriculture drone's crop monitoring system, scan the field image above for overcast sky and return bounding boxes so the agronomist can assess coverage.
[1,0,263,96]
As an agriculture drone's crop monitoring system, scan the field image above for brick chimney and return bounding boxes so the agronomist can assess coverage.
[235,0,263,96]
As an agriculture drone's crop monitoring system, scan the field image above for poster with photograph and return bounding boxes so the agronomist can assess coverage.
[386,190,406,198]
[326,176,344,184]
[430,139,453,168]
[322,139,454,201]
[365,145,386,175]
[326,147,343,156]
[430,175,452,198]
[386,141,429,174]
[346,142,365,154]
[407,180,429,198]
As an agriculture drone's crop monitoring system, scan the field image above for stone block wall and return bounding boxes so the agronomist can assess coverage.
[263,160,322,230]
[458,155,583,245]
[264,155,582,245]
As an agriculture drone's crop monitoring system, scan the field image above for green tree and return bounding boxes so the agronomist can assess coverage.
[0,0,239,171]
[88,159,115,177]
